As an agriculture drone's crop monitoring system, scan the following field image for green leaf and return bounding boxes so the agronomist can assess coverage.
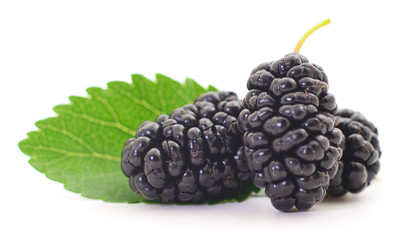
[19,74,258,203]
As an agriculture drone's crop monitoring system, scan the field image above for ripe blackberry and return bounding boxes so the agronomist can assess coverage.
[238,53,344,211]
[327,109,381,196]
[121,91,248,203]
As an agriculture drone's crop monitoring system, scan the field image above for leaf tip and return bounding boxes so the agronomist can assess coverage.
[155,73,178,84]
[207,85,218,92]
[18,138,28,154]
[131,73,148,82]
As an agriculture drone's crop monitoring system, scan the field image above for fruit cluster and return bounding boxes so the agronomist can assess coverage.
[237,53,344,211]
[121,91,248,203]
[121,20,381,211]
[328,109,381,196]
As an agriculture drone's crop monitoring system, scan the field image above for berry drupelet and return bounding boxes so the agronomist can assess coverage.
[121,91,248,203]
[238,52,344,211]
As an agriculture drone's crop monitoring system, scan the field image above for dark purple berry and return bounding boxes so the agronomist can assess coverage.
[238,53,344,211]
[327,109,381,196]
[121,91,250,203]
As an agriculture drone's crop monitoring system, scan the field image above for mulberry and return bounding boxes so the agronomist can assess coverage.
[328,109,381,196]
[238,53,344,211]
[121,91,251,203]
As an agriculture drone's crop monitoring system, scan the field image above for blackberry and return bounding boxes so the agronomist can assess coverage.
[238,53,344,211]
[121,91,248,203]
[328,109,381,196]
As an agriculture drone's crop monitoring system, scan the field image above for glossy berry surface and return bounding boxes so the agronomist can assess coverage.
[238,53,344,211]
[121,91,248,203]
[328,109,381,196]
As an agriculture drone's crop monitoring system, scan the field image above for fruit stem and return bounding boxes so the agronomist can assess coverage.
[294,19,331,53]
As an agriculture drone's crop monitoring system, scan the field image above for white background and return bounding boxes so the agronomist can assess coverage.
[1,0,407,239]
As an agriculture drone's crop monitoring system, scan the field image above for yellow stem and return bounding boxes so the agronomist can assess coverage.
[294,19,331,53]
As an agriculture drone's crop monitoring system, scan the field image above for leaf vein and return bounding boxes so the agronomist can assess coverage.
[57,108,135,136]
[112,85,163,116]
[40,124,96,153]
[24,145,118,162]
[94,94,121,123]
